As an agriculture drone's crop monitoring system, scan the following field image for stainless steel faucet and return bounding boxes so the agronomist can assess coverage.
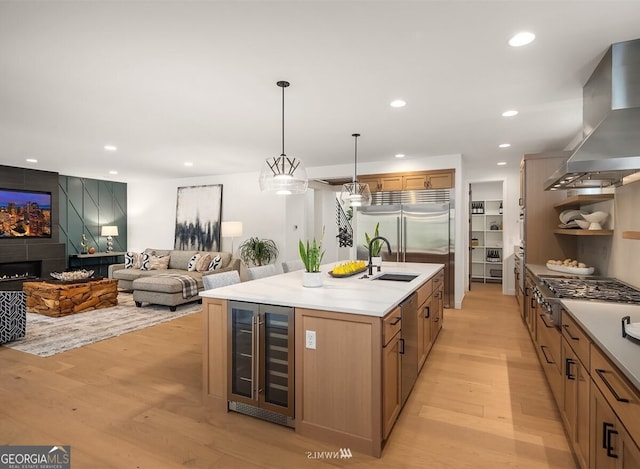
[368,236,392,276]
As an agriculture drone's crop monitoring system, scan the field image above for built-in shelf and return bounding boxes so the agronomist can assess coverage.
[554,194,614,210]
[553,229,614,236]
[622,231,640,240]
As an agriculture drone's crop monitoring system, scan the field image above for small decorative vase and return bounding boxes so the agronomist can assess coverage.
[371,256,382,267]
[302,271,323,288]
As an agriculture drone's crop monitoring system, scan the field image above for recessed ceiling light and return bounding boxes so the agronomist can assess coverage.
[502,110,518,117]
[497,162,507,166]
[184,162,193,167]
[109,170,118,175]
[390,99,406,108]
[395,154,405,158]
[499,143,511,148]
[25,158,38,163]
[509,31,536,47]
[104,145,117,151]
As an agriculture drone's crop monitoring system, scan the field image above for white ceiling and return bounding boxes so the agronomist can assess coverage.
[2,1,640,183]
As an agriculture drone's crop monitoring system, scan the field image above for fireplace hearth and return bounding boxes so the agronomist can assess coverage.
[0,261,42,290]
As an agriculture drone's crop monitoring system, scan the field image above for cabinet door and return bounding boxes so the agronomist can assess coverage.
[380,176,403,191]
[417,300,425,370]
[382,331,402,439]
[427,171,453,189]
[621,427,640,469]
[359,176,380,193]
[591,383,618,469]
[259,304,295,417]
[431,287,443,343]
[562,338,590,469]
[403,174,427,190]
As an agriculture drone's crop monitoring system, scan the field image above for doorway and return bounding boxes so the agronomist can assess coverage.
[469,181,504,288]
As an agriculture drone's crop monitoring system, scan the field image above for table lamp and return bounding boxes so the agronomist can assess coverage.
[101,225,119,252]
[221,221,243,254]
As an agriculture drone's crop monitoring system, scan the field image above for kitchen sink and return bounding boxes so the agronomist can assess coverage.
[373,273,419,282]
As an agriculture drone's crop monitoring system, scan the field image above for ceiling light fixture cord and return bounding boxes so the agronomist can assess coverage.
[352,133,360,183]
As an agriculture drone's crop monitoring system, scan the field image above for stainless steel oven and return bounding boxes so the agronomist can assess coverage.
[530,275,640,328]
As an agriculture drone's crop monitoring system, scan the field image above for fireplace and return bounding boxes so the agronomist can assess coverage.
[0,261,42,291]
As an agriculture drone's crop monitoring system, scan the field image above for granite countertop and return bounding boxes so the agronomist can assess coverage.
[200,262,443,317]
[560,299,640,391]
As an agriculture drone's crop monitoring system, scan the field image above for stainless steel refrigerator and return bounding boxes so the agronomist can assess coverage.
[356,193,454,307]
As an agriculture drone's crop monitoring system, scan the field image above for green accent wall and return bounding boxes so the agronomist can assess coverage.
[58,176,127,255]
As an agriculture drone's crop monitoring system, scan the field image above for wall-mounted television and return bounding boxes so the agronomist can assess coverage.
[0,188,52,238]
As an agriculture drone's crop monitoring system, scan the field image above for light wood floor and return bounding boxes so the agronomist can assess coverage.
[0,284,576,468]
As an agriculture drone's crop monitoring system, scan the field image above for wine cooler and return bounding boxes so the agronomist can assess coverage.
[227,301,295,427]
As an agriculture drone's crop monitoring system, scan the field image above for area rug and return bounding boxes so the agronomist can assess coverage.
[2,293,202,357]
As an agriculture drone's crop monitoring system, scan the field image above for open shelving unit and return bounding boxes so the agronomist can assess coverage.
[471,199,503,283]
[553,194,614,236]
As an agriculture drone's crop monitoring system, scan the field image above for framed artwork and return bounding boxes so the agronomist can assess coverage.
[174,184,223,251]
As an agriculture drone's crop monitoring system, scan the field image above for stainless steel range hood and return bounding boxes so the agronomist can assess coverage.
[544,38,640,190]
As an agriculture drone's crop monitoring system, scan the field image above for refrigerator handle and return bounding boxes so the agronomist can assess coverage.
[403,217,407,262]
[396,216,401,262]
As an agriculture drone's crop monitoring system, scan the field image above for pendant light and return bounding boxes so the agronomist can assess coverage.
[259,80,308,195]
[340,133,372,207]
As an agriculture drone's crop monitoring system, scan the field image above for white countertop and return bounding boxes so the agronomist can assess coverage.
[200,262,444,317]
[561,299,640,391]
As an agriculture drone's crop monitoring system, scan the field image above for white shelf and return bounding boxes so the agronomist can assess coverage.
[471,199,504,284]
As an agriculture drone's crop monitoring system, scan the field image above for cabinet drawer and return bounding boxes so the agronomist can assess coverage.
[416,279,433,306]
[432,269,444,290]
[591,345,640,443]
[383,306,402,346]
[561,310,590,369]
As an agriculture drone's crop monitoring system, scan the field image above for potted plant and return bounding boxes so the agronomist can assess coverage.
[238,237,279,266]
[298,232,325,288]
[364,222,383,266]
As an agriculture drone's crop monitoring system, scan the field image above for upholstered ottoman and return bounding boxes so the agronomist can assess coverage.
[1,291,27,344]
[132,275,202,311]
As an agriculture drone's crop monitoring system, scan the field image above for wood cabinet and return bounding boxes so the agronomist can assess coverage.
[382,316,402,439]
[202,297,229,410]
[520,151,576,265]
[524,272,537,341]
[591,382,640,469]
[561,336,590,469]
[359,169,455,193]
[514,251,524,311]
[535,310,562,408]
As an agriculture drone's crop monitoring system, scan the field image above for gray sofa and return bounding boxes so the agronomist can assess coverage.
[108,248,240,310]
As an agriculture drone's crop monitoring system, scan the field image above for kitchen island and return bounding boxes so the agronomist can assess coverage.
[200,262,444,457]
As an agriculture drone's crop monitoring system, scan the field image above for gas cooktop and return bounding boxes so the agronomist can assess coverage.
[541,277,640,304]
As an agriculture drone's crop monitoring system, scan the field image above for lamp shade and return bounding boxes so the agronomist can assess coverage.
[101,226,119,237]
[221,221,243,238]
[259,157,308,195]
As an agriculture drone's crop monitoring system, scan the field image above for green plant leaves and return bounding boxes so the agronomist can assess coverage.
[239,237,279,266]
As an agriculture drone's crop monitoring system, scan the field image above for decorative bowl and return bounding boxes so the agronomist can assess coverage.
[574,219,590,229]
[50,270,94,281]
[580,211,608,230]
[559,209,582,224]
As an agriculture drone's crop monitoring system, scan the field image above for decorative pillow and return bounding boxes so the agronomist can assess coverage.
[125,252,144,269]
[196,254,212,272]
[140,252,151,271]
[187,253,201,272]
[147,255,170,270]
[208,255,222,271]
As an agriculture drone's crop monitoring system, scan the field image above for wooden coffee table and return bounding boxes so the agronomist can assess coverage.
[23,278,118,317]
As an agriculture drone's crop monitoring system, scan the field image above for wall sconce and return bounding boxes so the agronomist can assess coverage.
[101,226,119,252]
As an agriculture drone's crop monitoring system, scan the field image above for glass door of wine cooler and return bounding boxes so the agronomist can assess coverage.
[228,302,257,404]
[259,305,294,417]
[227,301,294,419]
